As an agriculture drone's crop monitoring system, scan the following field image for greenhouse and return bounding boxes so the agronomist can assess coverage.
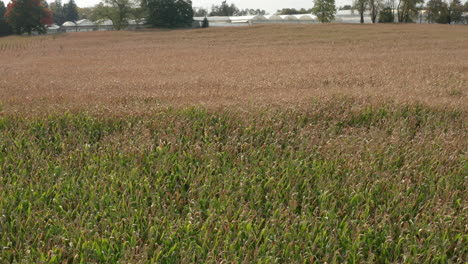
[48,11,370,34]
[76,19,95,32]
[193,14,318,27]
[265,15,283,21]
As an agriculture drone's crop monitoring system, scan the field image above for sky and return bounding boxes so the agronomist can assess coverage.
[71,0,353,13]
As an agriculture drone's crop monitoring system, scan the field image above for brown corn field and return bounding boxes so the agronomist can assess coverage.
[0,24,467,114]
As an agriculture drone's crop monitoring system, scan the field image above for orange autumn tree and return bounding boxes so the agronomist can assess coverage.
[5,0,53,35]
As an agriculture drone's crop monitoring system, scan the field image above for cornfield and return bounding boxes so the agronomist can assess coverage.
[0,24,466,263]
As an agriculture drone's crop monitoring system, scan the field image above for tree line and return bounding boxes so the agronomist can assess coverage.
[425,0,466,23]
[195,0,467,24]
[0,0,197,35]
[193,2,266,17]
[352,0,466,23]
[0,0,266,35]
[1,0,53,36]
[311,0,467,24]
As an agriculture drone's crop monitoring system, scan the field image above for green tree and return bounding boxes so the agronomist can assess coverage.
[313,0,337,22]
[449,0,464,23]
[63,0,79,21]
[132,6,147,26]
[78,7,94,19]
[93,0,135,30]
[378,6,395,22]
[202,16,209,27]
[426,0,449,23]
[210,1,238,16]
[353,0,369,23]
[193,7,207,16]
[276,8,313,15]
[5,0,53,35]
[425,0,463,24]
[397,0,423,22]
[463,0,468,23]
[147,0,193,28]
[50,0,66,25]
[0,1,12,36]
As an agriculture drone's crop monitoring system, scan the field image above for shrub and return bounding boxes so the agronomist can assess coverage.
[202,16,209,28]
[378,7,395,23]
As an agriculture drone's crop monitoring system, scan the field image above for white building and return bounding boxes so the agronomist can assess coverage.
[75,19,95,32]
[48,10,395,34]
[194,14,319,27]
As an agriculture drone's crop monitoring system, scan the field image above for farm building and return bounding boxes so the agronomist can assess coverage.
[61,20,96,32]
[47,9,443,34]
[61,21,77,32]
[95,19,114,31]
[334,10,372,23]
[48,19,146,34]
[265,15,283,22]
[46,24,61,34]
[76,19,96,32]
[193,14,319,27]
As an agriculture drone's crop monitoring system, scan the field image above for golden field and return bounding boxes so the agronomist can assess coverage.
[0,24,467,114]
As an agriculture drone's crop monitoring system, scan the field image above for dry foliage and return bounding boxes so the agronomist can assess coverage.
[0,24,467,115]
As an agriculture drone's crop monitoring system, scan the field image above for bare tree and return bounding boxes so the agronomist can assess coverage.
[397,0,423,22]
[368,0,383,23]
[353,0,369,23]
